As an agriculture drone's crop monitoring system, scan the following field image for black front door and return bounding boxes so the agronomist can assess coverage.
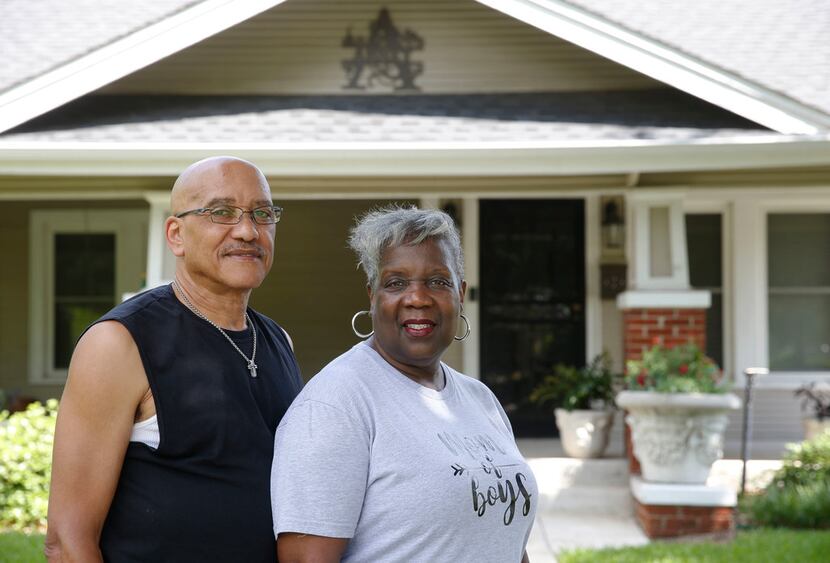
[479,199,586,437]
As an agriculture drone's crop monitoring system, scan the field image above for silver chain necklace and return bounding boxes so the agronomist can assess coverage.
[171,280,258,378]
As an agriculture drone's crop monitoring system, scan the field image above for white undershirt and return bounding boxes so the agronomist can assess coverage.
[130,415,160,449]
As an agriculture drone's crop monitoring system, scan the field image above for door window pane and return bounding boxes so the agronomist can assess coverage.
[685,214,723,367]
[53,234,115,369]
[768,214,830,371]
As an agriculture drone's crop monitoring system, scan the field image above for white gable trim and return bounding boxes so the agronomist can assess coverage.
[0,137,828,177]
[0,0,288,134]
[476,0,830,134]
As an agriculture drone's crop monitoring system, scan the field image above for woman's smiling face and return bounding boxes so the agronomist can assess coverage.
[368,237,466,382]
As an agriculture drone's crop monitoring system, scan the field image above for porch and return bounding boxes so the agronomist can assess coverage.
[518,435,783,561]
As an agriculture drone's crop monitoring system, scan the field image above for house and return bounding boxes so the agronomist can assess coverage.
[1,0,828,453]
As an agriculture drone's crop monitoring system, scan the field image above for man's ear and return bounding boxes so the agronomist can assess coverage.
[165,217,185,257]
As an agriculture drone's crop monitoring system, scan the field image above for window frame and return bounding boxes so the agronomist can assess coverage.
[683,201,732,383]
[763,205,830,385]
[726,194,830,389]
[28,209,146,384]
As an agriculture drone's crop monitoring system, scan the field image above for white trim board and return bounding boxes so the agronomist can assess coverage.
[0,0,288,134]
[1,137,828,177]
[476,0,830,133]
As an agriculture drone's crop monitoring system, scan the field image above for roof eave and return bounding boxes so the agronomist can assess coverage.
[0,137,827,177]
[477,0,830,134]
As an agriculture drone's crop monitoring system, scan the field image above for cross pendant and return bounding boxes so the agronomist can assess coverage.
[248,360,258,378]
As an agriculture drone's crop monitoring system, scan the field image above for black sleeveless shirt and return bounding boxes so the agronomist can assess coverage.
[96,284,303,562]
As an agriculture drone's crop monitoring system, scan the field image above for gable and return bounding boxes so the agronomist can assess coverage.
[102,0,661,95]
[0,0,827,137]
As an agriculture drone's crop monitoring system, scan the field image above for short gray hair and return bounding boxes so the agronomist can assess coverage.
[348,205,464,290]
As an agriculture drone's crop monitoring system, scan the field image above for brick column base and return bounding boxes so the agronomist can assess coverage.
[623,308,706,361]
[622,307,707,479]
[635,501,734,539]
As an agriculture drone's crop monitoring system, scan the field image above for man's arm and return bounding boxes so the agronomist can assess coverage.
[45,321,149,562]
[276,533,348,563]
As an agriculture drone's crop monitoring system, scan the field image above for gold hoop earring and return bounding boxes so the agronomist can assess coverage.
[454,314,471,341]
[351,310,374,339]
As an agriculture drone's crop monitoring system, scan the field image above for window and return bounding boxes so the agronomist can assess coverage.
[53,234,116,369]
[767,213,830,371]
[685,214,724,367]
[29,210,146,383]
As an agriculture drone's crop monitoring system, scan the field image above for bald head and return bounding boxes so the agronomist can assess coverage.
[171,156,270,213]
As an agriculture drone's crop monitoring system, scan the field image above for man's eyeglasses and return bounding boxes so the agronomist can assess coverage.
[175,205,283,225]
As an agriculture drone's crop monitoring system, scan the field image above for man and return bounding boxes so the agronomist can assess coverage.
[45,156,303,562]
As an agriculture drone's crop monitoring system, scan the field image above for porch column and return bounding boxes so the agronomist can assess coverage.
[617,193,733,539]
[618,193,711,363]
[144,192,176,289]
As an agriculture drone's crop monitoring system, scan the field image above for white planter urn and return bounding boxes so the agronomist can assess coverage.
[616,391,741,484]
[803,418,830,441]
[554,408,615,458]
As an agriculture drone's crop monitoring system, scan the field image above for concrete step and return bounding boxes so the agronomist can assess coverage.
[528,457,633,517]
[529,457,630,488]
[537,484,633,517]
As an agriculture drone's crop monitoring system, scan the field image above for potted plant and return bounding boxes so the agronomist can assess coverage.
[794,382,830,440]
[530,353,620,458]
[616,344,741,484]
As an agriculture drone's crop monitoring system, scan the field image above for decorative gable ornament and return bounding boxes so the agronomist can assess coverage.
[341,7,424,91]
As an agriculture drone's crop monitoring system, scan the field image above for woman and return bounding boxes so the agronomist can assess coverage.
[271,206,537,562]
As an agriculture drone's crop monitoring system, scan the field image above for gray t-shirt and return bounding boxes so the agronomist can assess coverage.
[271,342,537,563]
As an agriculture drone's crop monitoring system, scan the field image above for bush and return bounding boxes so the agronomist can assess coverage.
[624,344,728,393]
[529,353,620,411]
[747,481,830,529]
[0,400,58,531]
[745,431,830,528]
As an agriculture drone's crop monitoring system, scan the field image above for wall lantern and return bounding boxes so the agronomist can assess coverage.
[600,195,626,299]
[601,196,625,255]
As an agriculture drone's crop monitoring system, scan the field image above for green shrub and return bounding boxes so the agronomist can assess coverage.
[0,400,58,531]
[624,344,728,393]
[530,353,620,411]
[772,430,830,487]
[747,481,830,529]
[745,431,830,529]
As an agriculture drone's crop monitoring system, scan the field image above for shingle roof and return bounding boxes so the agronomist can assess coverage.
[0,90,769,144]
[0,0,202,93]
[565,0,830,116]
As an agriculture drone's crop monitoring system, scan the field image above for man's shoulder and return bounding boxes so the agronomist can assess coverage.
[103,284,173,323]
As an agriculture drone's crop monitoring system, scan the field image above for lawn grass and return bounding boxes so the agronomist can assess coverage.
[0,531,44,563]
[559,528,830,562]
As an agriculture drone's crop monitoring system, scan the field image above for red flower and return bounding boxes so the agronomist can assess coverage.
[679,364,689,375]
[636,373,647,387]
